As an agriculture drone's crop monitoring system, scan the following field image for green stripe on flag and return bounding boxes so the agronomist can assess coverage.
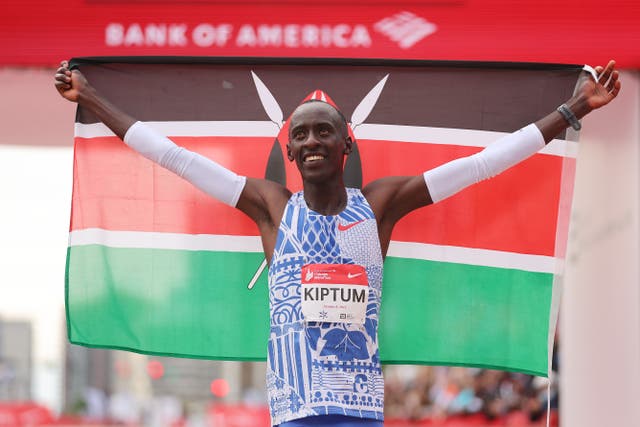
[66,245,270,360]
[67,245,551,375]
[381,257,552,376]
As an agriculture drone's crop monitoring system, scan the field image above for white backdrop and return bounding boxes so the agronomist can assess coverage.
[562,70,640,426]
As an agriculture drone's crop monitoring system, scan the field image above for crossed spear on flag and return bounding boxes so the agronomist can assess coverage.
[246,72,390,289]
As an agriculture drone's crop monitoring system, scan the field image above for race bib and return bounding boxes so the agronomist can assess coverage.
[301,264,369,324]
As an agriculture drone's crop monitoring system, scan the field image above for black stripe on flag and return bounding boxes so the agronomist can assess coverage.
[72,57,581,137]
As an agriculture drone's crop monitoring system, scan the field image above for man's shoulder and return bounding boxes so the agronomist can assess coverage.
[362,176,412,198]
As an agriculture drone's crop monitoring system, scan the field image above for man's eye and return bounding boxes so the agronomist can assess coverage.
[319,129,329,136]
[294,131,305,140]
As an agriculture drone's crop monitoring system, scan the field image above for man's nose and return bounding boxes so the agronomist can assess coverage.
[303,132,321,147]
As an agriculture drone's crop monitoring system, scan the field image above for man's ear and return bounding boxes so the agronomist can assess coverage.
[286,143,294,161]
[344,137,353,155]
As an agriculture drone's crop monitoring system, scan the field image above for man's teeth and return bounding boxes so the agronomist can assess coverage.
[305,155,325,162]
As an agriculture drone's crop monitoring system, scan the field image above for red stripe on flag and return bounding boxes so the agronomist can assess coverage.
[72,136,566,256]
[71,136,269,235]
[360,140,564,256]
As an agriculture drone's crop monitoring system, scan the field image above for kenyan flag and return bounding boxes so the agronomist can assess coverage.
[66,58,581,377]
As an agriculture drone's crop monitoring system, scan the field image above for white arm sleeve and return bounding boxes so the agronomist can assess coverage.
[423,123,545,203]
[123,121,246,207]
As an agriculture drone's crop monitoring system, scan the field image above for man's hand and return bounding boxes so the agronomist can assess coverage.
[579,60,622,112]
[54,60,89,103]
[53,59,135,139]
[534,60,621,143]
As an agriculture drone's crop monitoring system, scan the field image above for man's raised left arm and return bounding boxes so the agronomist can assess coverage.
[365,60,621,255]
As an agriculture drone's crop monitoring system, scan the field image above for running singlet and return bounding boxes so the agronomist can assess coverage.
[267,188,385,426]
[278,414,383,427]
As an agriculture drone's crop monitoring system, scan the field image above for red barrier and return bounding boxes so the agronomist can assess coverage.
[205,404,557,427]
[208,404,271,427]
[0,402,54,427]
[0,402,557,426]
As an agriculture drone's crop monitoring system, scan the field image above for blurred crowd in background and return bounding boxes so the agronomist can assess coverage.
[1,357,559,427]
[384,366,557,425]
[383,342,558,425]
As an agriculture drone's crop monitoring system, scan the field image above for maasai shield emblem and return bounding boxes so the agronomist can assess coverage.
[246,73,389,288]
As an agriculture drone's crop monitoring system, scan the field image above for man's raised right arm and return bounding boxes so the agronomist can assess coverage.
[54,61,289,251]
[55,60,249,207]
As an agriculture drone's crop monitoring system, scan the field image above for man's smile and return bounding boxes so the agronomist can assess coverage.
[303,153,326,163]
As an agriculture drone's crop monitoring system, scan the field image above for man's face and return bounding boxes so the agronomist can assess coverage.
[287,102,352,184]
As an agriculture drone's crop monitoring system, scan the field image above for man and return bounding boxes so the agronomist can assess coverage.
[55,60,620,427]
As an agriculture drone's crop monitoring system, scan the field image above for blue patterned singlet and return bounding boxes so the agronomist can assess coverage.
[267,188,384,426]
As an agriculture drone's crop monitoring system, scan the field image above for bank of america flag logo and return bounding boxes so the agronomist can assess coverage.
[374,11,437,49]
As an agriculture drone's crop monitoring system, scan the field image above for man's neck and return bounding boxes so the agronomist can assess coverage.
[302,181,348,216]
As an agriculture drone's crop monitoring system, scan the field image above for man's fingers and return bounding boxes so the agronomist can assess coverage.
[606,70,620,91]
[597,67,611,84]
[54,71,70,82]
[597,60,616,85]
[55,64,71,89]
[54,80,71,91]
[54,78,70,88]
[56,61,71,74]
[54,62,72,93]
[609,79,621,97]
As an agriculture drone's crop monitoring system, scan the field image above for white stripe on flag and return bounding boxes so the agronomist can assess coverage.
[74,121,280,138]
[69,228,263,253]
[355,124,578,158]
[387,241,561,275]
[69,228,562,274]
[75,122,577,158]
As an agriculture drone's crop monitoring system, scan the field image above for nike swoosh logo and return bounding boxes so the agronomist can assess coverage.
[347,272,363,279]
[337,220,365,231]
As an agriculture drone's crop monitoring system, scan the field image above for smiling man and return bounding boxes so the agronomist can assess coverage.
[55,60,620,427]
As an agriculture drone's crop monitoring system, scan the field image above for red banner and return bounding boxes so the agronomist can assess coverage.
[2,0,639,67]
[0,402,54,427]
